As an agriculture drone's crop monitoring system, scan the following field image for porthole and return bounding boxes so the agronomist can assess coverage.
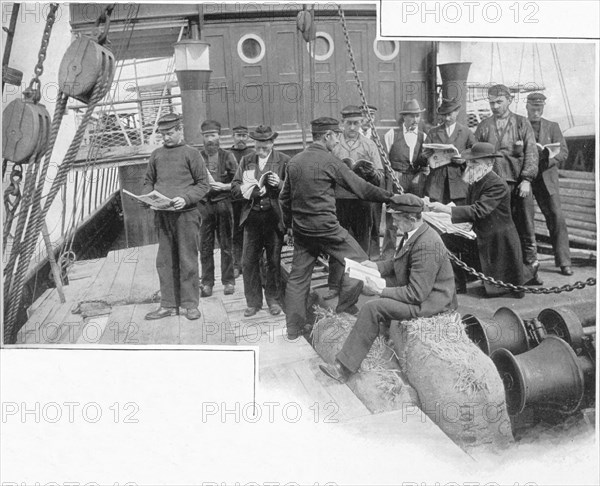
[238,34,265,64]
[307,32,334,61]
[373,39,399,61]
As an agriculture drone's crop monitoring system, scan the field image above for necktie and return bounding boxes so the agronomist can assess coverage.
[396,232,409,254]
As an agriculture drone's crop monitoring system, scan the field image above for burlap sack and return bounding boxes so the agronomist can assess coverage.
[311,308,419,413]
[390,311,514,453]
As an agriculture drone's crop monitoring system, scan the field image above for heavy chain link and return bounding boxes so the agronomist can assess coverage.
[95,4,116,46]
[449,252,596,294]
[337,6,403,195]
[26,3,59,103]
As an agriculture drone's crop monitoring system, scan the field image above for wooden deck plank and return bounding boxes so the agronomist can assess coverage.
[104,248,140,305]
[78,252,124,303]
[258,332,317,369]
[197,295,236,345]
[76,314,111,344]
[98,304,137,345]
[26,288,54,318]
[128,244,160,304]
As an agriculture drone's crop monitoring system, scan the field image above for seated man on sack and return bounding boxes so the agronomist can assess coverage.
[319,193,458,383]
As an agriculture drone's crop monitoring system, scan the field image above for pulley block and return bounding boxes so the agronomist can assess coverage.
[2,98,50,164]
[58,36,115,104]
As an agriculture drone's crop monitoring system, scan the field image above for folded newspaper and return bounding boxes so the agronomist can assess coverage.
[422,211,476,239]
[240,170,274,200]
[423,143,461,169]
[122,189,176,210]
[344,258,386,291]
[536,142,561,158]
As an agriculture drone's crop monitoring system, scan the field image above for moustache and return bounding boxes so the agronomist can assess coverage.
[234,141,247,149]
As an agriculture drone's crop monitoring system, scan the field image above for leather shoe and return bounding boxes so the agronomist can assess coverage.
[224,284,235,295]
[561,266,573,276]
[201,285,213,297]
[184,307,201,320]
[525,261,543,286]
[145,307,177,320]
[323,289,339,300]
[268,304,282,315]
[244,307,259,317]
[319,361,351,384]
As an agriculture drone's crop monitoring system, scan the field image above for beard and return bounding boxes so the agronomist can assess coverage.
[205,140,220,155]
[462,164,492,184]
[233,141,247,150]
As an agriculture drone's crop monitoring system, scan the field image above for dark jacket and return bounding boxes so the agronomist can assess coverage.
[200,147,238,202]
[231,149,290,232]
[376,223,457,317]
[451,171,524,289]
[279,143,392,237]
[143,143,210,211]
[425,122,475,202]
[474,112,538,183]
[230,145,255,163]
[531,117,569,196]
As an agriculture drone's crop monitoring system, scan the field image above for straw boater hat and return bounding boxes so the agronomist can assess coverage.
[462,142,503,161]
[399,99,426,114]
[249,125,278,141]
[386,193,424,214]
[437,97,461,115]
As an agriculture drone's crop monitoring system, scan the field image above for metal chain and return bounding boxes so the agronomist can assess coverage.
[26,3,59,103]
[449,252,596,294]
[337,5,403,195]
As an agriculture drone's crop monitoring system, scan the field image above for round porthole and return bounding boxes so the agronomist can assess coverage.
[238,34,265,64]
[307,32,334,61]
[373,39,399,61]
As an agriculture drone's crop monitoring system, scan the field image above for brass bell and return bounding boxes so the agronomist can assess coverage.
[58,36,115,104]
[463,307,530,356]
[491,336,585,416]
[2,98,51,164]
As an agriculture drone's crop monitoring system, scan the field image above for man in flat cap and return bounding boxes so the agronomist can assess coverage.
[142,113,210,321]
[424,97,475,206]
[381,99,430,259]
[326,105,384,301]
[280,117,394,340]
[474,84,542,283]
[320,193,457,383]
[198,119,239,297]
[230,125,255,278]
[430,143,528,297]
[231,125,290,317]
[526,92,572,276]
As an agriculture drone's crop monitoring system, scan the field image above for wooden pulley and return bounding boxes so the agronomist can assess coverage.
[296,10,316,42]
[2,98,50,164]
[58,36,115,104]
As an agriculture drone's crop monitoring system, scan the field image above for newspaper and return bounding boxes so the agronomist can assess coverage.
[423,143,461,169]
[344,258,386,291]
[240,170,274,200]
[122,189,176,210]
[422,211,476,240]
[536,142,561,158]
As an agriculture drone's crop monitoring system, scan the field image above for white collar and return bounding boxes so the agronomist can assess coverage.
[445,122,457,135]
[403,124,418,135]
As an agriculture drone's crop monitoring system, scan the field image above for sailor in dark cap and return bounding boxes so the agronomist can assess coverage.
[280,117,394,339]
[474,84,542,283]
[319,192,457,383]
[198,119,239,297]
[430,142,537,297]
[326,105,384,300]
[231,125,290,317]
[526,92,572,275]
[424,97,476,206]
[142,112,210,321]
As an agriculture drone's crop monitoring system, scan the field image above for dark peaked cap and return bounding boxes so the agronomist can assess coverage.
[311,117,342,133]
[232,125,249,133]
[157,112,182,130]
[341,105,363,118]
[201,120,221,134]
[387,193,424,214]
[526,92,547,105]
[487,84,512,98]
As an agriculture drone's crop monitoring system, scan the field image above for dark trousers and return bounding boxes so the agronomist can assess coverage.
[532,180,571,267]
[337,298,414,372]
[155,210,200,309]
[328,199,372,290]
[508,182,538,265]
[285,227,366,334]
[242,209,283,309]
[199,199,235,286]
[232,200,244,272]
[369,202,383,260]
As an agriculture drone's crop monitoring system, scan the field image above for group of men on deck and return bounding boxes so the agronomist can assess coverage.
[140,84,572,381]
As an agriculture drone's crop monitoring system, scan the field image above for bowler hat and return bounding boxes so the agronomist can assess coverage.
[249,125,278,141]
[341,105,363,118]
[311,117,342,133]
[462,142,503,161]
[526,92,546,105]
[157,112,182,130]
[437,97,461,115]
[386,193,424,214]
[201,120,221,134]
[399,99,426,114]
[487,84,512,98]
[232,125,249,134]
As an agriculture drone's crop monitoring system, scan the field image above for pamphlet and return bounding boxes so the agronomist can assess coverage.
[536,142,561,159]
[240,170,274,200]
[423,143,461,169]
[122,189,176,210]
[344,258,386,290]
